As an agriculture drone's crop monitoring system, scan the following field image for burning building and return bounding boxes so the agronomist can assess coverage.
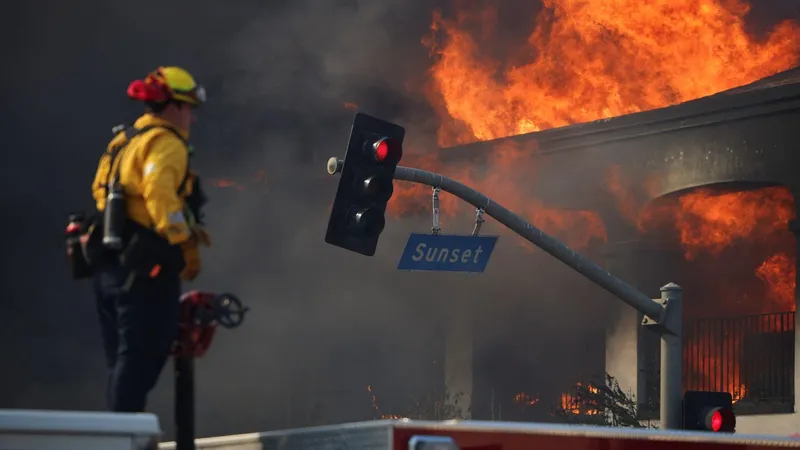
[380,0,800,435]
[407,65,800,432]
[597,67,799,431]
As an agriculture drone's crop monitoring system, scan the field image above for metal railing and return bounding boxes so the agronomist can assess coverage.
[642,311,795,416]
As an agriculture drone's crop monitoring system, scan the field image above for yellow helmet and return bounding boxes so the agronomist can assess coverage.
[128,66,207,106]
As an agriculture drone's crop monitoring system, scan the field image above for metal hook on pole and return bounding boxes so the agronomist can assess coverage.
[432,187,441,235]
[471,208,485,236]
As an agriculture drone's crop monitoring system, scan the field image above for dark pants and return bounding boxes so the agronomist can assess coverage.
[93,260,181,412]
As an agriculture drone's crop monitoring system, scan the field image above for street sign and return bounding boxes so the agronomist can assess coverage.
[397,233,498,273]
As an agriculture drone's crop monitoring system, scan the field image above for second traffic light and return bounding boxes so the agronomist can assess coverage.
[325,113,405,256]
[682,390,736,432]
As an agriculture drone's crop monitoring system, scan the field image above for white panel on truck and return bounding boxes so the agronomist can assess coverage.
[0,409,161,450]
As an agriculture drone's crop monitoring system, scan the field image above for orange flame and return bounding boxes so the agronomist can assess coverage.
[733,385,747,404]
[423,1,800,147]
[633,185,796,315]
[513,391,541,406]
[684,329,749,402]
[672,187,795,261]
[388,1,800,252]
[756,253,797,312]
[560,382,600,415]
[632,185,796,401]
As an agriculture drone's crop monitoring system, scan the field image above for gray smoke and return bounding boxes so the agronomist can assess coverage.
[1,0,797,440]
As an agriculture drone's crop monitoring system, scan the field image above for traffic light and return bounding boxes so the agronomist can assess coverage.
[325,112,405,256]
[682,390,736,432]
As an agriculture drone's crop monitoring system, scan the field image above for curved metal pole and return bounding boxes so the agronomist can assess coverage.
[392,165,664,322]
[327,158,682,429]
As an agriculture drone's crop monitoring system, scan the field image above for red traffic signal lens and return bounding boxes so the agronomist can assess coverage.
[704,407,735,432]
[371,137,402,163]
[711,411,723,431]
[375,140,389,161]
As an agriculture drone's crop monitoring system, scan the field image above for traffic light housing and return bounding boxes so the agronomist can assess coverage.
[325,113,405,256]
[682,390,736,432]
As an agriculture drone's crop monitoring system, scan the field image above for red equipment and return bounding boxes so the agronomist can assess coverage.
[171,290,248,450]
[173,419,800,449]
[172,290,249,358]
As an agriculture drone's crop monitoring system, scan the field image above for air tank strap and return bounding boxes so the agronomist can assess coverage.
[104,124,191,197]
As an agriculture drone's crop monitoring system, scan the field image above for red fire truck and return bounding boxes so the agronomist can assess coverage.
[158,419,800,450]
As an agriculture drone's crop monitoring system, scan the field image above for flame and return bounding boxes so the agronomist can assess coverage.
[343,102,359,111]
[633,186,796,401]
[756,253,796,312]
[633,186,796,312]
[388,1,800,252]
[649,186,796,313]
[513,391,540,406]
[560,382,600,415]
[684,304,795,400]
[733,385,747,403]
[423,0,800,147]
[684,327,749,401]
[671,187,795,261]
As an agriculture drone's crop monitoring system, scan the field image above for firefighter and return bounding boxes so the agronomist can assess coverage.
[89,66,211,412]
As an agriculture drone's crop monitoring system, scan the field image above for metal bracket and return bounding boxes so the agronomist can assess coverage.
[471,208,485,236]
[432,187,441,235]
[641,297,669,334]
[642,283,681,336]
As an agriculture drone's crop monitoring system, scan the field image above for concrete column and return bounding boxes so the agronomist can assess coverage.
[788,217,800,415]
[444,301,473,419]
[603,240,684,415]
[605,297,641,402]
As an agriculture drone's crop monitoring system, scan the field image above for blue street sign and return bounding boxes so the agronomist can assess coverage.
[397,233,498,273]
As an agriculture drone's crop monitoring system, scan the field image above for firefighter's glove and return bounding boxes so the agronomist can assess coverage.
[180,239,202,281]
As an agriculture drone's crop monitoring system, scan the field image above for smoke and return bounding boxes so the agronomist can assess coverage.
[180,0,610,433]
[2,0,797,441]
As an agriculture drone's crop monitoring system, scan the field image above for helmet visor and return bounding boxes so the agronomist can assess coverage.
[173,84,206,106]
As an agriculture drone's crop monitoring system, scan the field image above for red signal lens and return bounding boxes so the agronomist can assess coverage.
[710,410,723,431]
[374,139,389,162]
[371,137,401,163]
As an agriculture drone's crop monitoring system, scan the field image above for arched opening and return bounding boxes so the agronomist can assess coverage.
[638,182,796,415]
